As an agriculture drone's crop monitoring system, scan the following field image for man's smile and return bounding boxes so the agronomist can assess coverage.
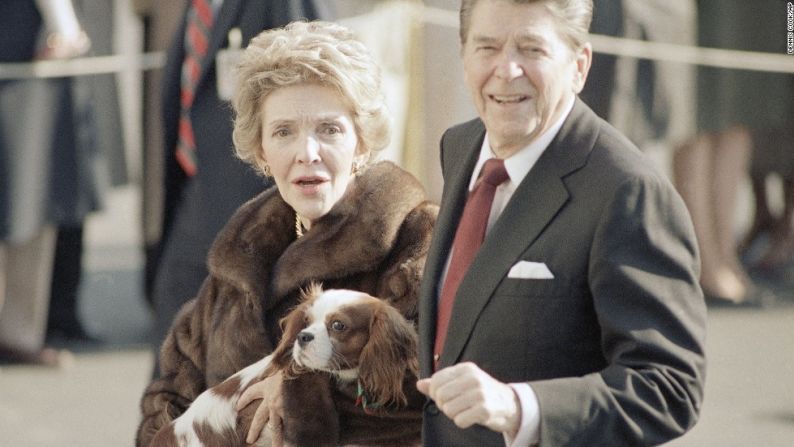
[489,94,529,104]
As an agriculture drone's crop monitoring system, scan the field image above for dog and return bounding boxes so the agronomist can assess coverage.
[150,284,420,447]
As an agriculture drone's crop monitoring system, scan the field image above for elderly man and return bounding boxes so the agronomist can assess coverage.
[416,0,707,445]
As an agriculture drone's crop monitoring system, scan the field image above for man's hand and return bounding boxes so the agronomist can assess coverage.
[416,362,521,437]
[236,372,284,446]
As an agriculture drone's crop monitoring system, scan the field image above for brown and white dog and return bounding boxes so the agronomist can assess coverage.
[150,285,420,447]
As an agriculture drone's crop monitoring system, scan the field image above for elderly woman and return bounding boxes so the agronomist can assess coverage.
[136,21,437,446]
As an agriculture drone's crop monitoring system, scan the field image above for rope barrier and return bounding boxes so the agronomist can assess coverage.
[0,52,165,80]
[1,5,792,80]
[420,6,794,74]
[588,34,794,74]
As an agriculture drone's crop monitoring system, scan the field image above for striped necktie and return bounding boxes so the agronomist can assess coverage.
[176,0,215,176]
[433,158,509,371]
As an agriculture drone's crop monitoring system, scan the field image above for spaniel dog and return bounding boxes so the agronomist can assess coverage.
[150,285,420,447]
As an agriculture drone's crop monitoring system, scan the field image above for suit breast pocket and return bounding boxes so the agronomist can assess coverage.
[489,275,588,341]
[494,276,568,298]
[470,278,584,380]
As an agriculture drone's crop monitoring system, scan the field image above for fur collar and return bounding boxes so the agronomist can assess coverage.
[207,161,428,309]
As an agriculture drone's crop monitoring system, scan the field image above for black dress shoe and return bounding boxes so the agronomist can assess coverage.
[704,284,775,309]
[46,327,103,350]
[47,319,101,343]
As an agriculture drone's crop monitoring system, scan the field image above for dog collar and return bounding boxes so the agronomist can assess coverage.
[355,380,382,415]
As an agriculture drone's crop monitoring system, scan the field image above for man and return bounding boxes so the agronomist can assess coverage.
[148,0,330,371]
[416,0,707,445]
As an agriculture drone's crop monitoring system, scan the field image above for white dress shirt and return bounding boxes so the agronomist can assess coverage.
[439,96,575,447]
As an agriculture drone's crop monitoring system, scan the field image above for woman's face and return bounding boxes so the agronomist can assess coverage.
[259,83,366,226]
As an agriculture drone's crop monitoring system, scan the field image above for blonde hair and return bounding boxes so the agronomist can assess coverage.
[460,0,592,51]
[232,21,390,174]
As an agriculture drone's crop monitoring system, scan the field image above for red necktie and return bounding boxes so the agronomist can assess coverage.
[176,0,215,176]
[434,159,509,370]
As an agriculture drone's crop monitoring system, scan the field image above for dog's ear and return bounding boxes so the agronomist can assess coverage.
[358,303,418,407]
[300,281,323,302]
[266,302,309,377]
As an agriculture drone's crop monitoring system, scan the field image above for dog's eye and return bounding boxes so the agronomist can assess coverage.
[331,320,346,332]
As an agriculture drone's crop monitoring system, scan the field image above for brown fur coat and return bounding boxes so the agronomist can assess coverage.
[137,161,437,446]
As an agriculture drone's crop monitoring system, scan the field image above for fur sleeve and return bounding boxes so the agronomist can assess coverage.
[377,200,438,323]
[135,292,210,447]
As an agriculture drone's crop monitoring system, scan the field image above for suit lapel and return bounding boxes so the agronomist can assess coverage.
[430,128,485,285]
[419,121,484,376]
[438,99,597,368]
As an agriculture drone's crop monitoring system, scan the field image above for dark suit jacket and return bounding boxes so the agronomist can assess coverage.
[157,0,330,271]
[418,99,707,446]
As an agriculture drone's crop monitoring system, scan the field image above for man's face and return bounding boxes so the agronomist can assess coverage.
[462,0,591,158]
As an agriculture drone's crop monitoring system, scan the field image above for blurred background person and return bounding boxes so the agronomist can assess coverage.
[609,0,697,150]
[132,0,185,311]
[0,0,99,365]
[672,0,791,306]
[145,0,332,375]
[46,0,127,344]
[578,0,622,121]
[580,0,697,149]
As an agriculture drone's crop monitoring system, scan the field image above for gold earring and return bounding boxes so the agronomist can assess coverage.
[262,163,272,177]
[351,161,362,176]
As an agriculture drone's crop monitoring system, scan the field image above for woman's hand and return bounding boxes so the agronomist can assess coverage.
[236,371,284,445]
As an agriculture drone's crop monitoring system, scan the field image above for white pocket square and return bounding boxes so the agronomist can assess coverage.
[507,261,555,279]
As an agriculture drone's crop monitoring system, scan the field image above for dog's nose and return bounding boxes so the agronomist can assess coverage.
[297,331,314,347]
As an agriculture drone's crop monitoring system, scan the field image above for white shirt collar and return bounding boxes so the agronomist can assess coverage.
[468,96,576,191]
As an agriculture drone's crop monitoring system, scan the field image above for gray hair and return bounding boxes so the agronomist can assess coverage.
[459,0,593,50]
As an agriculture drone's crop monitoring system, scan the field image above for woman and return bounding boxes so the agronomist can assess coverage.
[672,0,787,306]
[136,21,437,446]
